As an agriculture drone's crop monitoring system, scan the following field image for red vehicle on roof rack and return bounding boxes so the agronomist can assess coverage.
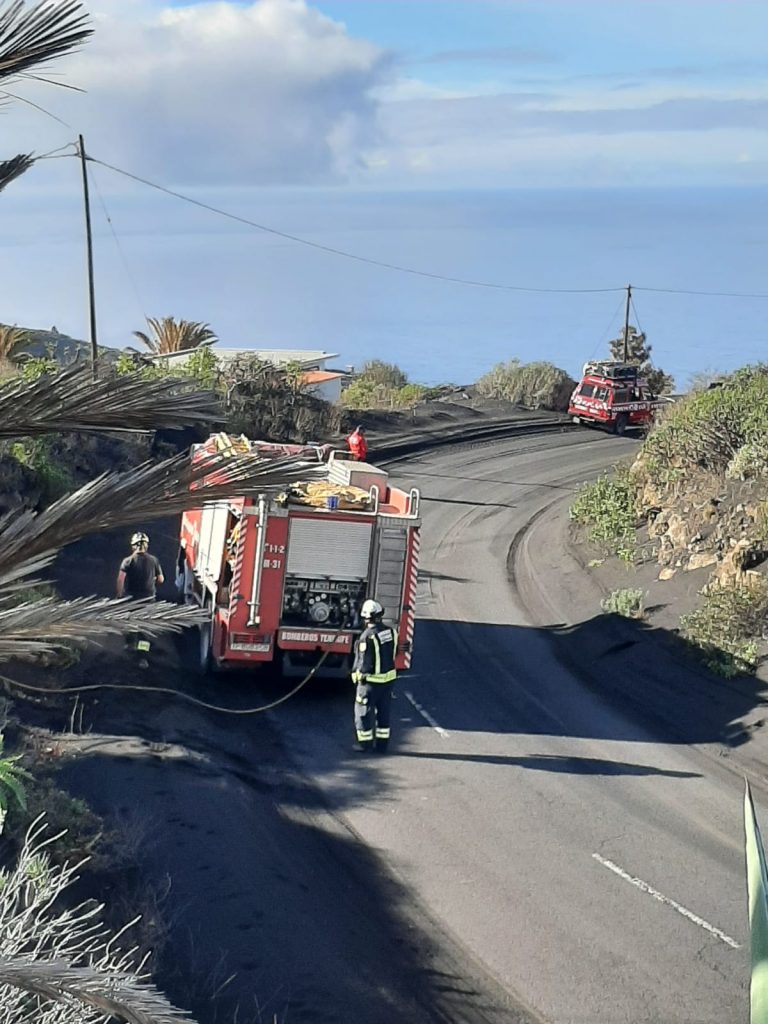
[177,434,421,678]
[568,361,660,435]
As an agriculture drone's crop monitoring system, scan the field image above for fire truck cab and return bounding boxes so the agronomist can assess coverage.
[568,361,657,434]
[177,434,421,678]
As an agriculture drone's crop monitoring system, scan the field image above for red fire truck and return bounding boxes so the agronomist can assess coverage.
[177,434,421,677]
[568,361,658,434]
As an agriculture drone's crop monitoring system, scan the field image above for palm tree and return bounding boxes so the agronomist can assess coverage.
[133,318,218,357]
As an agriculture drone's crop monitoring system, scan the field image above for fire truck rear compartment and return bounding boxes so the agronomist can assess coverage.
[279,518,373,629]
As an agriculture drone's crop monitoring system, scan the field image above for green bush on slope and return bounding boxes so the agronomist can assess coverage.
[569,467,637,563]
[475,359,575,412]
[680,578,768,678]
[640,364,768,483]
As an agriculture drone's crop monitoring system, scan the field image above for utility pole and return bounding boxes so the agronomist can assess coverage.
[622,283,632,363]
[78,135,98,379]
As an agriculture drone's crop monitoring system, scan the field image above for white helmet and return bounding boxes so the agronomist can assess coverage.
[361,599,384,620]
[131,531,149,548]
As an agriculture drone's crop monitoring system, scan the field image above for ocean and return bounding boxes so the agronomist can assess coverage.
[4,185,767,388]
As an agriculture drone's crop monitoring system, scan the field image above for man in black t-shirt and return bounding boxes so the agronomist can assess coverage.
[117,532,164,599]
[116,532,164,667]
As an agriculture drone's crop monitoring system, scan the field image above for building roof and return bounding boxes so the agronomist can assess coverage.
[149,346,339,369]
[301,370,345,384]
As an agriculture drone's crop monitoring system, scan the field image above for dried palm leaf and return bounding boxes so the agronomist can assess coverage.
[133,318,218,356]
[0,447,317,587]
[0,596,207,663]
[0,955,197,1023]
[0,0,91,84]
[0,151,32,192]
[0,363,222,436]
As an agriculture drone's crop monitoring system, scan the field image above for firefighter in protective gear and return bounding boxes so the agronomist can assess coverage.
[351,599,397,753]
[346,425,368,463]
[116,531,164,669]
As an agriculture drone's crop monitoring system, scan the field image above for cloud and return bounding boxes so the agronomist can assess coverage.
[419,46,555,66]
[380,92,768,148]
[5,0,391,186]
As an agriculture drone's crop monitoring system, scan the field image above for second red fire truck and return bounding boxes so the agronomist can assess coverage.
[177,434,421,677]
[568,361,660,434]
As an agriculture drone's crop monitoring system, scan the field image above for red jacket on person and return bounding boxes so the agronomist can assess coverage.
[347,429,368,462]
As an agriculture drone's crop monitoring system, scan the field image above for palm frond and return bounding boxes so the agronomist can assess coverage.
[0,955,198,1023]
[0,363,223,436]
[0,152,33,192]
[0,816,200,1023]
[0,447,317,587]
[0,0,92,84]
[0,596,208,663]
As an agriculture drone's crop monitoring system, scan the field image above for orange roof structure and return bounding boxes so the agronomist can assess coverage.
[301,370,345,384]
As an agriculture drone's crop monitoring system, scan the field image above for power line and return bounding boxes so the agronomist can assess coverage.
[85,155,625,296]
[43,147,767,303]
[89,163,149,324]
[635,285,768,300]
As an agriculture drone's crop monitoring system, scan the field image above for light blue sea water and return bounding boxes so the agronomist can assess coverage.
[4,186,766,387]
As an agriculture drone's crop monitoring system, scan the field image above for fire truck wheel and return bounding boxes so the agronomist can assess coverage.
[614,413,629,436]
[198,617,212,675]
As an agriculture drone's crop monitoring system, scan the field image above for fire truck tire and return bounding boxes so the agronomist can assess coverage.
[614,413,629,436]
[197,604,214,676]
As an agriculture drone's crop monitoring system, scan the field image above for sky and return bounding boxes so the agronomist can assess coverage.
[1,0,767,385]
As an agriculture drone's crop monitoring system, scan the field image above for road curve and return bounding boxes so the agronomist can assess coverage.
[276,430,754,1024]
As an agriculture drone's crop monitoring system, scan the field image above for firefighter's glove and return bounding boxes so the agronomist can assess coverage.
[351,671,365,684]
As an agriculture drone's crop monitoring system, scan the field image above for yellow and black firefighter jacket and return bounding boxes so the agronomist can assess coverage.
[351,621,398,684]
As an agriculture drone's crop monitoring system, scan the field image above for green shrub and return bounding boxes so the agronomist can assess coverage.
[641,364,768,483]
[19,356,58,382]
[601,588,645,618]
[394,383,428,407]
[569,467,637,562]
[341,376,380,409]
[680,577,768,677]
[475,359,575,412]
[725,439,768,481]
[9,437,73,503]
[342,360,426,410]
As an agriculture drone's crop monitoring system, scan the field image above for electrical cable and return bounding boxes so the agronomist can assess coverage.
[635,285,768,300]
[585,294,627,363]
[89,163,149,324]
[85,154,624,296]
[1,649,330,715]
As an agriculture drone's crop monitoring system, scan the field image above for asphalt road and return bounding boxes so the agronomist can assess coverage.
[272,429,755,1024]
[60,428,759,1023]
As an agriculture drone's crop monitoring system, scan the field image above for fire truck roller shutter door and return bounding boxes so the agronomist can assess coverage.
[286,519,374,580]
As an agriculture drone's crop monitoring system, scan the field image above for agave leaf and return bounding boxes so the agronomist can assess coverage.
[745,781,768,1022]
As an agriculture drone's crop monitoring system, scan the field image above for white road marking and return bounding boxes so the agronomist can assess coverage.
[592,853,740,950]
[403,691,450,738]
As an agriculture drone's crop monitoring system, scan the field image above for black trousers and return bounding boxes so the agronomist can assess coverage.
[354,681,393,749]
